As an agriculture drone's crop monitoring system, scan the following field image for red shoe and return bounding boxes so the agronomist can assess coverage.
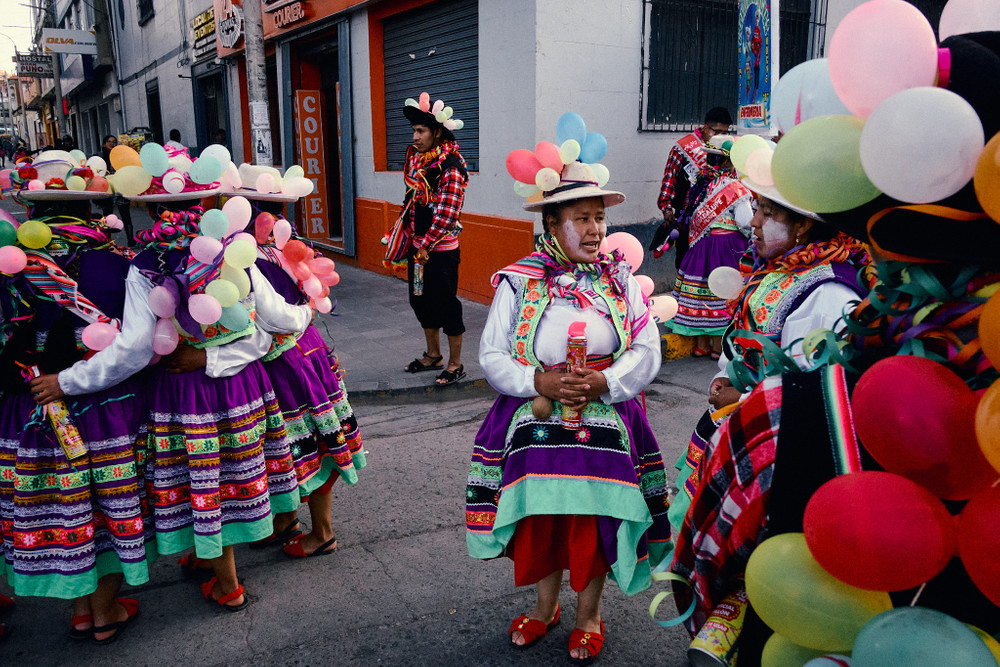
[568,620,605,664]
[0,594,12,611]
[92,598,139,646]
[201,576,250,612]
[282,535,338,558]
[69,613,93,641]
[509,604,561,650]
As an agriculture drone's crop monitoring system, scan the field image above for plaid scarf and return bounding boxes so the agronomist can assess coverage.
[404,140,464,207]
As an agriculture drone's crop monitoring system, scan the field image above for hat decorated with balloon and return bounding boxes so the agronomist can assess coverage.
[403,92,464,141]
[230,163,316,202]
[0,149,113,200]
[105,141,233,200]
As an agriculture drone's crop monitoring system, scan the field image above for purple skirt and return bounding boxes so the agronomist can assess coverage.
[144,359,297,558]
[0,380,153,599]
[263,324,365,495]
[671,229,749,336]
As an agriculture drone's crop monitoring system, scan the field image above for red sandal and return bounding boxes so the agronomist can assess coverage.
[177,552,213,581]
[508,604,560,650]
[69,613,93,640]
[568,620,605,664]
[201,576,250,612]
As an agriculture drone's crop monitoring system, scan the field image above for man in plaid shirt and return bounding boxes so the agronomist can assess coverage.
[651,107,733,268]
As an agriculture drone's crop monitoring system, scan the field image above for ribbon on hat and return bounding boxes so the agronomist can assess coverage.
[866,204,989,264]
[20,250,119,327]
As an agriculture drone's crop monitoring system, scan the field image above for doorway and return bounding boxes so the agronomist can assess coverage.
[194,69,229,155]
[145,80,163,143]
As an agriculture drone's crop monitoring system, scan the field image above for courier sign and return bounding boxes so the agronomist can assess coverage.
[41,28,98,55]
[263,0,309,30]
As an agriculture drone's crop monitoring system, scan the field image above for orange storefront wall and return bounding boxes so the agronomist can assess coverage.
[343,198,535,305]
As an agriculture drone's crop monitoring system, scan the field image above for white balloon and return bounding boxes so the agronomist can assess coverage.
[86,155,108,176]
[168,154,193,173]
[708,266,744,300]
[590,163,610,188]
[771,58,851,132]
[218,162,242,191]
[256,173,278,194]
[200,143,232,169]
[939,0,1000,41]
[162,169,186,194]
[281,176,314,197]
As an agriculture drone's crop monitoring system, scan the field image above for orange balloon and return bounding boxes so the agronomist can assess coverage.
[981,290,1000,370]
[973,131,1000,222]
[109,144,141,171]
[974,380,1000,474]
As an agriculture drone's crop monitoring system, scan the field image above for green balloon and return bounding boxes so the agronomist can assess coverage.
[760,633,828,667]
[218,303,250,331]
[771,114,882,214]
[0,220,16,247]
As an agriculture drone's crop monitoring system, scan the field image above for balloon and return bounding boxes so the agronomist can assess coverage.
[148,285,177,318]
[974,132,1000,222]
[556,112,587,145]
[205,279,240,308]
[110,165,153,197]
[302,276,323,298]
[218,303,250,331]
[139,143,170,177]
[860,87,984,204]
[27,180,44,191]
[81,322,118,351]
[281,176,314,197]
[168,154,194,173]
[222,196,252,237]
[771,115,881,213]
[315,296,333,314]
[65,175,86,191]
[0,246,27,274]
[513,181,539,197]
[968,625,1000,664]
[431,99,444,115]
[730,134,769,174]
[17,220,52,249]
[151,318,179,355]
[745,148,774,186]
[199,143,231,169]
[535,167,560,191]
[939,0,1000,41]
[68,149,86,165]
[959,485,1000,606]
[199,209,229,240]
[590,163,610,188]
[162,169,186,194]
[559,139,581,164]
[534,142,563,172]
[273,218,292,249]
[109,144,141,170]
[0,169,10,189]
[230,231,256,247]
[745,533,892,651]
[223,239,257,270]
[647,295,679,323]
[282,239,310,264]
[828,0,938,119]
[256,173,277,194]
[772,59,852,132]
[604,232,644,272]
[309,256,336,276]
[980,289,1000,370]
[804,658,853,667]
[634,275,655,300]
[708,266,744,300]
[803,471,955,591]
[290,260,313,283]
[104,214,122,230]
[851,607,996,667]
[506,149,544,184]
[323,270,340,287]
[761,633,829,667]
[220,264,250,299]
[190,235,223,264]
[188,293,222,325]
[218,161,241,191]
[254,212,277,244]
[189,156,222,185]
[852,355,996,499]
[0,220,16,247]
[283,164,304,180]
[579,132,608,163]
[87,176,110,193]
[85,155,108,176]
[418,91,430,112]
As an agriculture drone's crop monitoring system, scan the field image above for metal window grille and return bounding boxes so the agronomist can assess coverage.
[382,0,479,171]
[137,0,154,26]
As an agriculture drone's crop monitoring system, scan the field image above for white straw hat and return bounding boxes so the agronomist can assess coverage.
[523,162,625,212]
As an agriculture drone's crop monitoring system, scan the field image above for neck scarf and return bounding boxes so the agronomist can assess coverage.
[404,140,464,207]
[134,206,204,250]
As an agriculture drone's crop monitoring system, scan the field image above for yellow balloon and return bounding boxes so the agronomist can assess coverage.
[745,533,892,651]
[223,239,256,270]
[761,633,829,667]
[220,265,251,299]
[66,175,87,191]
[205,279,239,308]
[110,166,152,197]
[731,134,769,173]
[109,144,141,170]
[16,220,52,249]
[969,625,1000,664]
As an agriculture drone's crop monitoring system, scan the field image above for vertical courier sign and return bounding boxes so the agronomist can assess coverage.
[295,90,329,239]
[738,0,773,132]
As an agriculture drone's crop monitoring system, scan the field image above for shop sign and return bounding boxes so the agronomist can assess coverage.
[295,90,330,239]
[737,0,772,131]
[40,28,97,55]
[263,0,309,30]
[217,0,245,51]
[193,7,217,61]
[15,53,53,78]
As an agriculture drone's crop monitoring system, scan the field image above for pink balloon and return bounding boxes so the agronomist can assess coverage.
[273,218,292,250]
[148,354,162,366]
[418,91,430,112]
[291,260,312,283]
[648,295,679,323]
[254,212,276,244]
[0,246,27,274]
[148,285,177,318]
[315,296,333,314]
[324,270,340,287]
[231,232,257,248]
[828,0,938,118]
[599,237,610,253]
[604,232,644,273]
[81,322,118,351]
[534,142,563,172]
[221,196,252,237]
[152,318,180,355]
[634,274,655,300]
[105,214,123,230]
[505,149,544,184]
[302,276,324,298]
[188,293,222,325]
[0,169,11,190]
[745,148,775,186]
[190,235,223,264]
[0,208,16,228]
[28,179,44,191]
[310,256,336,275]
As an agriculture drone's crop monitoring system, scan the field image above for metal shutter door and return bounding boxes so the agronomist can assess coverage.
[383,0,479,171]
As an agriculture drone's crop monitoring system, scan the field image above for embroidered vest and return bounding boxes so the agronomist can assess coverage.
[262,330,303,362]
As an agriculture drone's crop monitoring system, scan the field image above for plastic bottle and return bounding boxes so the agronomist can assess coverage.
[561,320,588,430]
[24,364,88,463]
[412,261,424,296]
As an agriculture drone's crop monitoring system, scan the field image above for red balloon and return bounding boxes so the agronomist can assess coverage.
[254,212,276,244]
[290,260,312,282]
[505,149,543,184]
[282,239,310,264]
[852,356,997,500]
[804,471,955,591]
[956,487,1000,607]
[534,141,563,172]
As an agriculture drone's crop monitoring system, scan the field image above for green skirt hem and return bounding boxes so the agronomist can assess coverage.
[156,517,273,558]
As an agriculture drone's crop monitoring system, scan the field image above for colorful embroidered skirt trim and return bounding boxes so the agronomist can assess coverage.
[670,229,748,336]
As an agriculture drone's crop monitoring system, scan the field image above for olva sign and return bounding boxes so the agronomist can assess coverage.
[41,28,98,55]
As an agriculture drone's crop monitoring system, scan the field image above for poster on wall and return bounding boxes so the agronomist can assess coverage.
[737,0,772,132]
[295,90,330,240]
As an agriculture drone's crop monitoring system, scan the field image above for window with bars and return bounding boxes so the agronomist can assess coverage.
[137,0,154,26]
[639,0,827,131]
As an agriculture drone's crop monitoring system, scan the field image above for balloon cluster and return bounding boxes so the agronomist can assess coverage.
[593,231,678,325]
[404,92,465,133]
[0,150,112,195]
[107,142,230,197]
[236,163,315,198]
[264,215,339,314]
[505,112,610,198]
[0,208,26,274]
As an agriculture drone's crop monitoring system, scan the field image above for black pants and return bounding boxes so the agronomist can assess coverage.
[408,248,465,337]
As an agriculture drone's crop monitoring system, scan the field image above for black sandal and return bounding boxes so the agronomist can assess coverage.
[435,365,466,386]
[405,353,444,373]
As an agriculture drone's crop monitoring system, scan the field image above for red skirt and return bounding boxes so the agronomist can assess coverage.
[507,515,611,592]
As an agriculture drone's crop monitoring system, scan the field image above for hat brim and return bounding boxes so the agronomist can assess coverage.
[403,105,456,140]
[740,177,822,221]
[523,186,626,212]
[124,188,220,202]
[16,189,112,201]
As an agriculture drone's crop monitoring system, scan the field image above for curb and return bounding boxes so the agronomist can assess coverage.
[346,376,497,406]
